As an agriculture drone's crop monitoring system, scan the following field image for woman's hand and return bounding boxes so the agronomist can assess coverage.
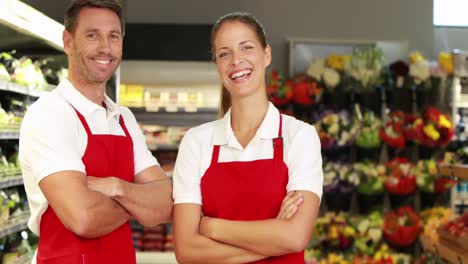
[276,191,303,220]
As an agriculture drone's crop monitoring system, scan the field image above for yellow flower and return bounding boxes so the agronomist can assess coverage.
[327,54,345,70]
[414,118,423,126]
[439,115,452,129]
[428,161,437,175]
[439,52,454,74]
[423,124,440,141]
[409,52,426,64]
[344,226,356,236]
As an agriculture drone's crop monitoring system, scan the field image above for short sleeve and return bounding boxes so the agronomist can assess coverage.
[19,103,85,183]
[172,129,203,204]
[286,123,323,199]
[120,107,159,175]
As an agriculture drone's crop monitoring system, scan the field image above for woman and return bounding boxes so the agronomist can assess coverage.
[173,12,323,263]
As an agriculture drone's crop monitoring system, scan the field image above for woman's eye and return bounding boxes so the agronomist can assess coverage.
[218,52,229,58]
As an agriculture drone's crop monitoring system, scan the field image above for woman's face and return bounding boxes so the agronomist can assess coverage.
[213,21,271,100]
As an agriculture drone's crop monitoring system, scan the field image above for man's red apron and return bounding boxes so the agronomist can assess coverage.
[201,114,304,263]
[36,106,136,264]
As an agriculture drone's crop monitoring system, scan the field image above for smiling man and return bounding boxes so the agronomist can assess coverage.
[18,1,173,263]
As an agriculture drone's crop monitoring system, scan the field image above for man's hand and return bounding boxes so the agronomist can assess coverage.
[87,176,122,198]
[277,191,303,220]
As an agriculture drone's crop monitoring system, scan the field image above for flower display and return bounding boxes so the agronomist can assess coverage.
[354,162,386,195]
[267,70,293,107]
[354,111,382,149]
[383,206,422,247]
[384,157,416,195]
[315,110,357,149]
[380,111,406,148]
[307,57,341,91]
[389,60,409,88]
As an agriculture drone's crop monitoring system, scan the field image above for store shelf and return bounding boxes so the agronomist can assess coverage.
[421,234,468,264]
[133,107,218,127]
[136,252,177,264]
[0,80,51,97]
[0,175,23,189]
[439,164,468,180]
[0,213,29,238]
[147,143,179,151]
[0,131,19,139]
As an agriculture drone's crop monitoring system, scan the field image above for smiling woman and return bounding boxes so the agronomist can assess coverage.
[172,12,323,264]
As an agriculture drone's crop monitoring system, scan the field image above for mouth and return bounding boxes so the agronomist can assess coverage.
[229,68,252,81]
[91,58,113,66]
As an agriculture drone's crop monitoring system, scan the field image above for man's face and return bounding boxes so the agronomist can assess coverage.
[64,7,123,85]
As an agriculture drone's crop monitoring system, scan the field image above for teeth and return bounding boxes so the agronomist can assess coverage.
[230,69,251,79]
[95,60,110,65]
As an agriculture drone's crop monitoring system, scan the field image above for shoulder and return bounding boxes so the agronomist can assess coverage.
[282,114,319,142]
[23,91,75,127]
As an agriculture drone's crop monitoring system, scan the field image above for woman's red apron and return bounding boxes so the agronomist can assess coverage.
[36,106,136,264]
[201,114,304,263]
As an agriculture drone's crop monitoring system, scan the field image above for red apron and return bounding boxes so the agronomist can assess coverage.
[201,114,304,264]
[36,106,136,264]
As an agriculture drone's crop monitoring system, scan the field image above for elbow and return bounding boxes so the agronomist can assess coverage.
[66,211,96,238]
[283,233,309,253]
[174,242,196,264]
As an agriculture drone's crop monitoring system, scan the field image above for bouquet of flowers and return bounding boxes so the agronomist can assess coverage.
[313,212,356,251]
[420,206,452,242]
[384,157,416,195]
[415,159,455,193]
[267,70,293,107]
[380,111,406,148]
[290,74,323,106]
[408,52,431,89]
[344,46,384,92]
[383,206,422,247]
[323,162,359,194]
[354,111,382,149]
[315,110,357,149]
[350,211,384,256]
[307,53,349,92]
[389,60,409,89]
[354,162,386,195]
[404,107,454,147]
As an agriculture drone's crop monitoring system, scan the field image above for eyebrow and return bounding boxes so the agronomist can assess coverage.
[216,40,256,52]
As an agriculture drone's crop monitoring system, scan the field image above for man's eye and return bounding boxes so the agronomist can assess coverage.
[87,33,97,39]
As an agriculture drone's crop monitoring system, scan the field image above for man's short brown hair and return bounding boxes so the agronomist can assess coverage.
[64,0,125,34]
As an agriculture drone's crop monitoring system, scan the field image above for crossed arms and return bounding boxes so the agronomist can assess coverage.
[39,165,173,238]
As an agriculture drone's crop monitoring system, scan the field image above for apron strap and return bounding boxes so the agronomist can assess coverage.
[119,116,132,138]
[210,145,221,165]
[273,114,283,161]
[68,103,93,136]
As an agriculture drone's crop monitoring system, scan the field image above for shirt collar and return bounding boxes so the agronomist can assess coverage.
[212,102,280,147]
[58,78,121,119]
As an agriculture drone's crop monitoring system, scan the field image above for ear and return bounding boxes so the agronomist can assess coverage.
[62,30,73,56]
[264,45,272,68]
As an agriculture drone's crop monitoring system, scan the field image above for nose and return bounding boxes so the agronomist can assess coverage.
[230,51,242,66]
[98,36,111,54]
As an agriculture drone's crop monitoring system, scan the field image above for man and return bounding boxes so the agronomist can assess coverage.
[19,1,173,263]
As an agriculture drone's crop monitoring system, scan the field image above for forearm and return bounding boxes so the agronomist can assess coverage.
[114,178,173,226]
[175,229,267,264]
[204,218,303,256]
[78,190,131,238]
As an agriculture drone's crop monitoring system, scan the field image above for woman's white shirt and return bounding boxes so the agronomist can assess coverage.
[173,102,323,205]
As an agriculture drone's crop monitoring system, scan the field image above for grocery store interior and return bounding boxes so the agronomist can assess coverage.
[1,0,468,263]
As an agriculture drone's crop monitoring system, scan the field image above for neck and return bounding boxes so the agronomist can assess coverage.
[68,73,106,106]
[230,92,269,133]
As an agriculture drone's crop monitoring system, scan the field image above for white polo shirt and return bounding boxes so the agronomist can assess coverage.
[19,79,159,236]
[173,102,323,205]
